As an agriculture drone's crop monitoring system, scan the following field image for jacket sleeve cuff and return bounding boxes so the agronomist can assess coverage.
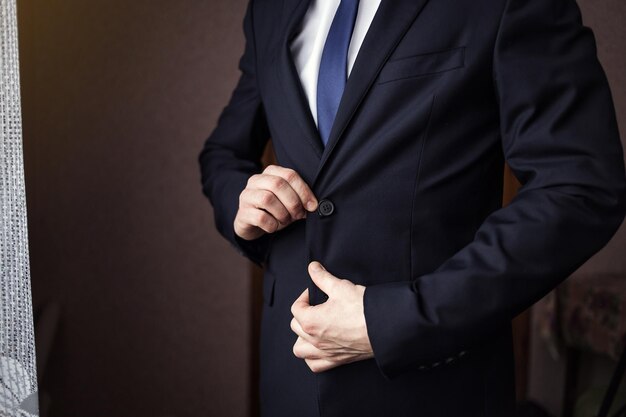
[232,231,273,266]
[363,281,422,379]
[363,280,472,380]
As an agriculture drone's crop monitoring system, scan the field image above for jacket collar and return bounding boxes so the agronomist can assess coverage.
[278,0,324,158]
[277,0,432,184]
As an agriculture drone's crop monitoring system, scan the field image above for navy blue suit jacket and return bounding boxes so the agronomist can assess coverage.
[199,0,626,415]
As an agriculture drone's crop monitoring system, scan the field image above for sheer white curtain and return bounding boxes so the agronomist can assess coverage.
[0,0,39,415]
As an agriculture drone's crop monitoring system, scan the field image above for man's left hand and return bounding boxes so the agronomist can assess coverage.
[290,261,374,373]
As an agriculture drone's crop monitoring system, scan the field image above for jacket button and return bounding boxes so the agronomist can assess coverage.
[317,199,335,217]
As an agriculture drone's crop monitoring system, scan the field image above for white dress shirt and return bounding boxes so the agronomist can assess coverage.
[289,0,382,126]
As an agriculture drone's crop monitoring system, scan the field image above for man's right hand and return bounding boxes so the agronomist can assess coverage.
[234,165,318,241]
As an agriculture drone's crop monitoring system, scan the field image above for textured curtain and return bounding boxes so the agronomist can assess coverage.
[0,0,39,415]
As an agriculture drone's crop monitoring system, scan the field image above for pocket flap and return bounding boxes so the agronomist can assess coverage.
[378,46,465,84]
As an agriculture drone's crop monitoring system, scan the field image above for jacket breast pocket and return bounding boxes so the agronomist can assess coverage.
[377,46,465,84]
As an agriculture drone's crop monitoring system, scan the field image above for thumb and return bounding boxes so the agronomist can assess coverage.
[291,288,310,314]
[308,261,337,295]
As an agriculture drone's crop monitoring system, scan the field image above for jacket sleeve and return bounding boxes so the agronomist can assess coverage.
[198,0,272,266]
[363,0,626,379]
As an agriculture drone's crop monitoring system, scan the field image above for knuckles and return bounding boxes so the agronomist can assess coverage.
[271,176,288,191]
[263,164,278,173]
[282,168,298,183]
[289,317,298,332]
[239,188,253,204]
[309,338,324,350]
[256,211,277,230]
[246,173,260,186]
[285,201,302,214]
[300,320,319,337]
[292,342,304,359]
[258,191,274,206]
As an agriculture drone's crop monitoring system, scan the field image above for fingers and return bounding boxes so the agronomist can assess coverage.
[293,337,354,362]
[293,336,325,359]
[246,173,307,221]
[263,165,318,212]
[290,288,311,324]
[290,278,369,373]
[292,287,310,308]
[239,188,292,225]
[304,358,340,373]
[304,356,368,373]
[235,207,280,235]
[235,166,316,240]
[290,317,316,344]
[308,262,339,296]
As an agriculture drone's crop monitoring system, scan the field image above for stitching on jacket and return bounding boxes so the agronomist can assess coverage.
[409,94,436,284]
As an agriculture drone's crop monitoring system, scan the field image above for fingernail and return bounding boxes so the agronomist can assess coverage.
[310,262,324,272]
[306,201,317,211]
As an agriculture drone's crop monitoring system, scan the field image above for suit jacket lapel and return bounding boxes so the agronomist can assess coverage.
[314,0,431,183]
[278,0,325,158]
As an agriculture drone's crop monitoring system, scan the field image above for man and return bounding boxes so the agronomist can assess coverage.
[198,0,626,415]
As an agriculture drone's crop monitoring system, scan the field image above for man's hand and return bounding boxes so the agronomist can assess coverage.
[290,262,374,373]
[234,165,318,240]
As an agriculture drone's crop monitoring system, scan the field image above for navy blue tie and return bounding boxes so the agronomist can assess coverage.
[317,0,360,146]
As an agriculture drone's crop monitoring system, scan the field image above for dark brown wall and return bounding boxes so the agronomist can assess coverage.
[575,0,626,274]
[18,0,252,416]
